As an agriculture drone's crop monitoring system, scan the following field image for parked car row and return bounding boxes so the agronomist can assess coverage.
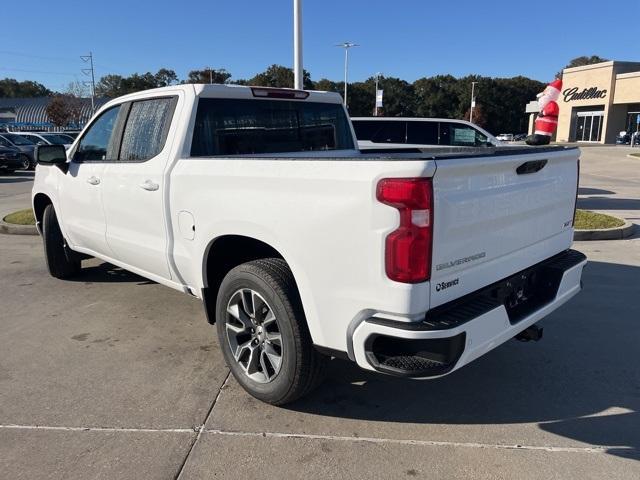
[0,131,79,172]
[495,133,527,142]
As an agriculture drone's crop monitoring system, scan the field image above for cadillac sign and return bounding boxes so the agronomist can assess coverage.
[563,86,607,102]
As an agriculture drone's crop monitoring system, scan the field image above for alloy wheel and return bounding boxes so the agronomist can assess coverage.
[225,288,283,383]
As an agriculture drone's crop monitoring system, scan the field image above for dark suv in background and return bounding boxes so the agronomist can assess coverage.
[0,145,23,173]
[0,133,37,169]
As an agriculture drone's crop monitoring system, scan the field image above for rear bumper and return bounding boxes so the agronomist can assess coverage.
[351,249,587,378]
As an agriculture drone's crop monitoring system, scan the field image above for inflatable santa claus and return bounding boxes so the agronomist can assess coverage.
[526,79,562,146]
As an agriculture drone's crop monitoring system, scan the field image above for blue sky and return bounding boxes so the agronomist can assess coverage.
[2,0,639,92]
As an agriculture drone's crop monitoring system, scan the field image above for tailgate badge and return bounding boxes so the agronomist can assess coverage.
[436,252,486,271]
[436,278,459,292]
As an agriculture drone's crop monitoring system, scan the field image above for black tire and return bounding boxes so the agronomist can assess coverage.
[42,205,81,279]
[216,258,325,405]
[20,155,30,170]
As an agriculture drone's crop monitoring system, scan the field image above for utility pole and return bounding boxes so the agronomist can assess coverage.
[336,42,359,107]
[80,52,96,114]
[470,81,477,124]
[293,0,303,90]
[374,72,382,116]
[208,67,213,84]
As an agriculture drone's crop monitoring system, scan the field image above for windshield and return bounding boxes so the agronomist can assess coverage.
[191,98,354,156]
[3,134,35,145]
[40,134,70,145]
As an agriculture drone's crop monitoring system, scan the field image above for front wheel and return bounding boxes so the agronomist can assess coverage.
[42,205,81,279]
[20,155,30,170]
[216,258,325,405]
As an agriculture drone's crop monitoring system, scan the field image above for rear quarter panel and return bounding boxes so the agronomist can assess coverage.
[169,157,436,351]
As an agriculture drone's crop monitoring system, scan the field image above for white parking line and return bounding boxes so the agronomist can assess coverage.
[201,429,623,454]
[0,423,626,455]
[0,424,195,433]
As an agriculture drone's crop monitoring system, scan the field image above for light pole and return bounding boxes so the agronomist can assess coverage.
[336,42,359,107]
[293,0,303,90]
[470,81,478,123]
[374,72,382,116]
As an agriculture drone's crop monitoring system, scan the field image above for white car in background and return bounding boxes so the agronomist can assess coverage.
[352,117,500,150]
[496,133,515,142]
[14,132,72,149]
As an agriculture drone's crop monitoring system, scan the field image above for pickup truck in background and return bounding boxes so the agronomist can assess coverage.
[32,84,586,405]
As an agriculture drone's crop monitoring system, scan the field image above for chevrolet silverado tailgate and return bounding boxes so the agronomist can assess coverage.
[429,146,579,307]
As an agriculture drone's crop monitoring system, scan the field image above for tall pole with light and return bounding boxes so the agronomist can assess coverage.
[336,42,359,107]
[293,0,303,90]
[374,72,382,116]
[469,81,478,124]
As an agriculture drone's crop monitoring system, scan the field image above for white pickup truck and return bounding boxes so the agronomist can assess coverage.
[32,84,586,405]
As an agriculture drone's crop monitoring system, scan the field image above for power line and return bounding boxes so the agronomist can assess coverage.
[0,67,77,76]
[0,50,75,62]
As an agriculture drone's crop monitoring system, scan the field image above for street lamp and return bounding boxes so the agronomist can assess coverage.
[336,42,359,107]
[374,72,382,116]
[470,81,478,123]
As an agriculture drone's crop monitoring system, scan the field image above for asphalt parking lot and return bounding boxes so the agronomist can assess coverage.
[1,146,639,479]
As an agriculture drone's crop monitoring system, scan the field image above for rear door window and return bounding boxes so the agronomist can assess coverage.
[119,98,176,161]
[371,121,406,143]
[352,120,407,144]
[191,98,354,156]
[406,121,438,145]
[352,121,378,141]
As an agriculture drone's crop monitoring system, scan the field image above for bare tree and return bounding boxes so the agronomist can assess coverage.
[46,96,72,127]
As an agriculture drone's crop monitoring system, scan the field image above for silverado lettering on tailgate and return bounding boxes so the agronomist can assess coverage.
[436,252,486,271]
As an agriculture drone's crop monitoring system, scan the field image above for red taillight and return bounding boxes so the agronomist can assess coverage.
[377,178,433,283]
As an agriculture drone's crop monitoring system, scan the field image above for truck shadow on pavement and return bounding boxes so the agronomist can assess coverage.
[577,197,640,211]
[289,260,640,461]
[0,176,34,184]
[578,187,615,195]
[67,262,155,285]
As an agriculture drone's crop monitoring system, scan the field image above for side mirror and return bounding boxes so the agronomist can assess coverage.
[36,144,68,171]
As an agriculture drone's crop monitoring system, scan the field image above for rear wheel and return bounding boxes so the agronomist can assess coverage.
[20,155,30,170]
[216,258,325,405]
[42,205,81,279]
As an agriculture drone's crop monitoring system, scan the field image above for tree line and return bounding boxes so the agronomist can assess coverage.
[0,56,608,134]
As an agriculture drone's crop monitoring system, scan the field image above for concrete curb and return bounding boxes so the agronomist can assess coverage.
[0,220,38,236]
[574,219,635,241]
[626,154,640,159]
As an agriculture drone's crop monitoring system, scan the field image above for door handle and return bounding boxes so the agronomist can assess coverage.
[87,176,100,185]
[139,180,159,191]
[516,159,548,175]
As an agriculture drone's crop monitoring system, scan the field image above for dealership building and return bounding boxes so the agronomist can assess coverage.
[551,61,640,144]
